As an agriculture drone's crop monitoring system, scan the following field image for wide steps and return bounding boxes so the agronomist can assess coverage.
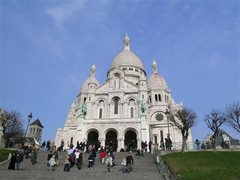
[0,151,164,180]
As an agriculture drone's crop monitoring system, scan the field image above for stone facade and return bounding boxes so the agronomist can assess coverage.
[27,119,44,144]
[55,34,192,151]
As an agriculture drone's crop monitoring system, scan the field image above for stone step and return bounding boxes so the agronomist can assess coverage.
[0,151,164,180]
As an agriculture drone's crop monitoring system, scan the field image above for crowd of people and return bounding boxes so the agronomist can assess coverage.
[7,139,156,174]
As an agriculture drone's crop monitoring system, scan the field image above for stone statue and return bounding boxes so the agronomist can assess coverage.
[81,102,87,116]
[141,100,146,113]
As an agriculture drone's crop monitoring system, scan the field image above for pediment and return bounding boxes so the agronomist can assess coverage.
[95,81,110,93]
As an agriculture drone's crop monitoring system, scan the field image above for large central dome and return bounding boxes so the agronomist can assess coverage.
[110,34,145,70]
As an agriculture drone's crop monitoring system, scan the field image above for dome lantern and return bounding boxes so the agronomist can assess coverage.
[124,33,130,51]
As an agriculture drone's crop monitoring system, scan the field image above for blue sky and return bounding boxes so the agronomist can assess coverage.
[1,0,239,143]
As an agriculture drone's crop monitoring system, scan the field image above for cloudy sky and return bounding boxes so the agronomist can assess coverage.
[1,0,239,143]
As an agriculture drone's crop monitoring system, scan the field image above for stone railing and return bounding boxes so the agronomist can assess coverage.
[153,150,178,180]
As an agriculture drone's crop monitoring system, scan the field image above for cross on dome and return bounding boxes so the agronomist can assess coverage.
[91,64,96,77]
[124,33,130,50]
[152,59,158,73]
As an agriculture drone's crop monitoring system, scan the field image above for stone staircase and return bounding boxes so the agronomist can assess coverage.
[0,151,164,180]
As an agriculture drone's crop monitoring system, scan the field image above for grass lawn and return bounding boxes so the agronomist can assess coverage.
[163,151,240,180]
[0,148,13,162]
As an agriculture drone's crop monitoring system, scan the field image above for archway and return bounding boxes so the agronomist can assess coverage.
[124,130,137,151]
[87,130,99,147]
[105,130,118,151]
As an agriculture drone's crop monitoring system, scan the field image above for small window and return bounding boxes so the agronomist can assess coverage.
[130,107,134,118]
[155,94,158,102]
[158,94,161,102]
[135,69,139,72]
[99,108,103,119]
[129,68,133,71]
[142,94,144,99]
[140,71,142,74]
[122,68,127,71]
[154,135,157,144]
[113,97,120,114]
[149,96,152,103]
[89,97,91,101]
[114,73,120,78]
[160,130,164,142]
[84,97,86,102]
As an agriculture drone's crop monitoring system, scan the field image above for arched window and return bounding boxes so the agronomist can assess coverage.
[113,97,120,114]
[155,94,158,102]
[154,135,158,144]
[158,94,161,102]
[99,108,103,119]
[149,96,152,103]
[130,107,134,118]
[160,130,164,142]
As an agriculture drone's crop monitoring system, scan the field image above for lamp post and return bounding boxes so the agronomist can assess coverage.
[25,113,32,137]
[165,108,170,138]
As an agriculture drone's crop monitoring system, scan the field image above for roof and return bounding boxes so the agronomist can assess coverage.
[30,119,44,128]
[147,60,168,90]
[110,34,145,70]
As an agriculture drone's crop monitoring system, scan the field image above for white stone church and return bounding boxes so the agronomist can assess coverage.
[55,34,192,151]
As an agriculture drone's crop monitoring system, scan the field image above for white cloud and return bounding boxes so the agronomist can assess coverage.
[46,0,87,28]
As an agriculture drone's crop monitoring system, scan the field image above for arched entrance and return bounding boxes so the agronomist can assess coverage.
[105,130,118,151]
[124,130,137,151]
[87,130,99,147]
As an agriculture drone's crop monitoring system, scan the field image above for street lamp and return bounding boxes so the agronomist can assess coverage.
[25,113,32,137]
[165,108,170,138]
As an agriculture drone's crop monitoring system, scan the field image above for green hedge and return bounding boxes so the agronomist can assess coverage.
[0,148,13,162]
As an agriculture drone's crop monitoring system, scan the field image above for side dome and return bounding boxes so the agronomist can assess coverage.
[147,72,168,89]
[110,34,145,71]
[81,76,100,91]
[147,60,168,90]
[81,65,100,92]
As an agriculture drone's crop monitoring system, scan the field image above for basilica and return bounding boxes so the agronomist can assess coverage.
[55,34,192,151]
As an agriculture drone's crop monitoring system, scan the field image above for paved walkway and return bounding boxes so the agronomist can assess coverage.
[0,151,164,180]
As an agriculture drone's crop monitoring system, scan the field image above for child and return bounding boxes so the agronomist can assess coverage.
[48,155,56,171]
[105,154,113,172]
[121,158,127,173]
[63,155,70,172]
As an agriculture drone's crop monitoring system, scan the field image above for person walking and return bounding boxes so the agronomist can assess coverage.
[48,155,56,171]
[88,152,94,169]
[121,158,127,173]
[105,153,113,172]
[63,154,70,172]
[126,152,134,173]
[8,151,17,170]
[100,149,106,164]
[15,150,24,170]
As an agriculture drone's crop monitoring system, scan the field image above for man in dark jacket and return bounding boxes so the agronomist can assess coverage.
[126,152,134,173]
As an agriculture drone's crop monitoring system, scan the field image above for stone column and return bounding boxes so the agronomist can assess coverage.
[99,137,105,148]
[117,138,124,152]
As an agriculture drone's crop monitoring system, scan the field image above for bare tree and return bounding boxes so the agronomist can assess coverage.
[204,110,226,151]
[225,102,240,133]
[0,108,24,147]
[170,107,197,152]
